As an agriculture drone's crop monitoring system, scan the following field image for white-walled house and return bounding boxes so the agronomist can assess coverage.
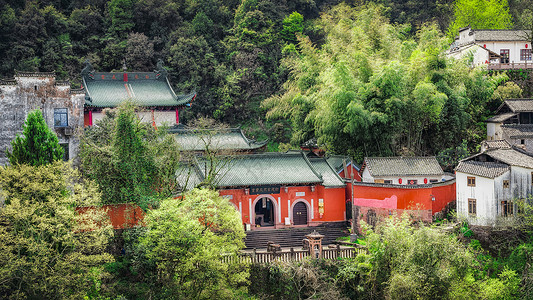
[448,27,531,70]
[361,157,449,185]
[486,98,533,152]
[456,145,533,225]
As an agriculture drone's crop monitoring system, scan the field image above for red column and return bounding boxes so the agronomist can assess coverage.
[89,110,93,126]
[176,108,179,124]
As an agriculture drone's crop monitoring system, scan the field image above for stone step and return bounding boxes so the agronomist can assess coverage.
[244,222,350,249]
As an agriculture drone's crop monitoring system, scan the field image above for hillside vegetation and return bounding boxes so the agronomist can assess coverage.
[0,0,531,158]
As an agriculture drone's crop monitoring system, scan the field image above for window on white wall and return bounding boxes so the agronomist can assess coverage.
[503,180,510,188]
[468,198,476,215]
[501,200,513,217]
[467,176,476,187]
[500,49,510,63]
[520,49,532,61]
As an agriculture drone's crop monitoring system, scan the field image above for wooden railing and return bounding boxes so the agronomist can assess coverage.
[222,245,367,264]
[488,62,533,70]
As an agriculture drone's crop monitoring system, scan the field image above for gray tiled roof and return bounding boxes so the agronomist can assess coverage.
[482,140,511,149]
[502,125,533,138]
[485,148,533,169]
[364,157,443,177]
[501,99,533,113]
[486,113,516,123]
[474,30,529,42]
[308,158,346,187]
[171,127,267,151]
[455,160,509,178]
[201,152,323,187]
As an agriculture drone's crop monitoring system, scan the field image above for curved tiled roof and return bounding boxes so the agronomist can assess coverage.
[455,161,509,178]
[363,156,443,177]
[201,152,323,187]
[84,73,196,107]
[308,158,345,187]
[171,127,267,151]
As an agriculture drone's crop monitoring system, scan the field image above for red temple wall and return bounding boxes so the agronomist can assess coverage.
[219,184,347,229]
[76,203,145,229]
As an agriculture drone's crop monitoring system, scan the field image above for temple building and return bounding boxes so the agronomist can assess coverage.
[82,60,195,127]
[180,151,349,229]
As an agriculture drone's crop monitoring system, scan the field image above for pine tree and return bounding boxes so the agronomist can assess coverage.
[6,109,63,166]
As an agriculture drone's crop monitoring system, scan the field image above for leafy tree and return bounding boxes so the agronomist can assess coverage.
[0,162,114,299]
[108,0,135,38]
[80,103,181,208]
[359,215,521,299]
[137,188,247,299]
[7,109,64,166]
[125,32,154,71]
[264,4,504,160]
[281,12,304,45]
[447,0,514,39]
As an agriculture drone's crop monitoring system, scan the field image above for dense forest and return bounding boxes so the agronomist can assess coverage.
[0,0,532,160]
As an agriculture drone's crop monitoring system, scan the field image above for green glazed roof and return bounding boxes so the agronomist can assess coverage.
[308,158,346,187]
[83,71,195,107]
[198,152,323,187]
[170,127,267,151]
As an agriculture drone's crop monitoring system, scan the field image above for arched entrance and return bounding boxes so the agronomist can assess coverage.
[293,202,308,225]
[254,197,275,227]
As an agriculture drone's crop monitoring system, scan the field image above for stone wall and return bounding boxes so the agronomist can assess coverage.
[0,72,84,165]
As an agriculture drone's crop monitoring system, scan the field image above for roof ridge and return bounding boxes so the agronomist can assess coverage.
[301,152,324,182]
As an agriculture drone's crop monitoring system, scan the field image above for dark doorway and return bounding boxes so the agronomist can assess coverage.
[293,202,308,225]
[255,198,275,226]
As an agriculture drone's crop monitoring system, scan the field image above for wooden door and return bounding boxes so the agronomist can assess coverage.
[293,202,308,225]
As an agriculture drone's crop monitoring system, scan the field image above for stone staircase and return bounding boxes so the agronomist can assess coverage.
[244,222,350,249]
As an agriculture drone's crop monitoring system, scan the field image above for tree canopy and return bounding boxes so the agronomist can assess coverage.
[79,103,181,208]
[263,4,508,160]
[0,162,113,299]
[134,188,247,299]
[447,0,514,39]
[7,109,64,166]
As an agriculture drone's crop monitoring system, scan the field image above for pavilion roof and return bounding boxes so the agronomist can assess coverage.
[170,127,267,151]
[82,60,195,108]
[178,151,346,189]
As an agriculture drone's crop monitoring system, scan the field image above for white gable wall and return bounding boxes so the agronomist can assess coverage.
[510,166,533,199]
[487,122,504,140]
[456,171,501,226]
[480,41,531,63]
